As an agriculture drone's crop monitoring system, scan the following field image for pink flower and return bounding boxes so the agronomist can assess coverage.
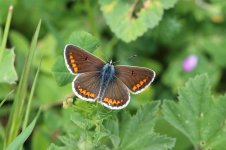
[182,55,198,72]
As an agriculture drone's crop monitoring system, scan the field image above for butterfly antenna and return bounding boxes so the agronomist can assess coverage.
[112,60,120,65]
[112,54,137,65]
[128,54,137,60]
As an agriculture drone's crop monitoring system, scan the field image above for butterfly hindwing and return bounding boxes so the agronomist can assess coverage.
[73,72,101,101]
[64,44,105,74]
[115,65,155,94]
[100,78,130,109]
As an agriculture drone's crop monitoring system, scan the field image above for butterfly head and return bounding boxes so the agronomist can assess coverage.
[108,60,113,65]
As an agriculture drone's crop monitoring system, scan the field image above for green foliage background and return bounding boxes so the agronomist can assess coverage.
[0,0,226,150]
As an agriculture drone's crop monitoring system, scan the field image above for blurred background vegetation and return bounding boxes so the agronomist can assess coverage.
[0,0,226,150]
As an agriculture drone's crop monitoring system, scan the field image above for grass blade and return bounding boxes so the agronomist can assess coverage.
[0,90,14,108]
[22,59,42,130]
[6,109,41,150]
[4,20,41,148]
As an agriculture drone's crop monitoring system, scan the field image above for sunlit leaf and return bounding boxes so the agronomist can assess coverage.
[162,74,226,150]
[118,102,175,150]
[99,0,178,42]
[67,31,99,51]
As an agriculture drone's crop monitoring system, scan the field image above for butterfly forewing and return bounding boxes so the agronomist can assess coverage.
[64,44,105,74]
[115,65,155,94]
[73,72,101,101]
[100,78,130,109]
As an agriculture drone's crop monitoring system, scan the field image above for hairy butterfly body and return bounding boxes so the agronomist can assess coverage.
[64,44,155,109]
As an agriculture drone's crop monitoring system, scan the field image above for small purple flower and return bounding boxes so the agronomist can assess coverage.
[182,54,198,72]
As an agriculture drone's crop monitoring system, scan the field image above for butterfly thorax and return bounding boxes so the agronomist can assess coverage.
[98,63,115,100]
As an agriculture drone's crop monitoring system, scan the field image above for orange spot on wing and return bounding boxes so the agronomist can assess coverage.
[71,59,75,63]
[104,98,109,103]
[82,90,87,95]
[74,67,78,72]
[70,56,73,59]
[140,81,144,85]
[113,100,116,104]
[86,92,90,96]
[132,78,149,91]
[77,86,95,98]
[103,98,124,106]
[90,93,95,98]
[133,86,137,91]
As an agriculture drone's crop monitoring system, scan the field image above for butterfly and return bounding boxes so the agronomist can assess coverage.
[64,44,155,109]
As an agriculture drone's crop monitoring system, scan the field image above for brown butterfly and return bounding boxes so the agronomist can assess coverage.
[64,44,155,109]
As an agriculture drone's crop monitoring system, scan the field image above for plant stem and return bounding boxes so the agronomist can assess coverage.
[0,5,13,62]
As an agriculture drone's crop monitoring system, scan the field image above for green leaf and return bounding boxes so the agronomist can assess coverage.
[67,31,99,51]
[118,102,175,150]
[155,117,192,150]
[34,34,57,73]
[99,0,178,42]
[162,74,226,150]
[52,31,99,86]
[35,73,72,104]
[52,56,74,86]
[160,0,178,9]
[6,110,40,150]
[49,101,175,150]
[0,49,18,84]
[9,30,29,55]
